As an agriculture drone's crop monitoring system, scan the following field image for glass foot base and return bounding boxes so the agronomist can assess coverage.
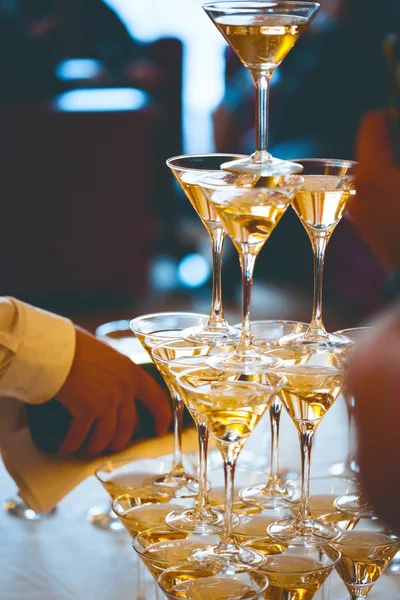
[145,473,199,498]
[3,498,57,520]
[280,331,353,354]
[190,544,265,570]
[334,493,374,519]
[165,506,229,534]
[268,517,342,545]
[239,480,297,509]
[182,324,240,346]
[221,155,303,177]
[208,350,281,375]
[87,504,125,532]
[329,460,359,479]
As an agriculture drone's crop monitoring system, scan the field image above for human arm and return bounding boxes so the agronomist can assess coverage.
[0,298,172,456]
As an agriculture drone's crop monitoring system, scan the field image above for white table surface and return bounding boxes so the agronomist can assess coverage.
[1,397,399,600]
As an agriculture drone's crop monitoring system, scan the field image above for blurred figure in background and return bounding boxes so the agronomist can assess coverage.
[347,109,400,533]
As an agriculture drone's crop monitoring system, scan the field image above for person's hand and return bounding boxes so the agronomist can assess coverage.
[56,326,172,457]
[346,309,400,531]
[349,110,400,270]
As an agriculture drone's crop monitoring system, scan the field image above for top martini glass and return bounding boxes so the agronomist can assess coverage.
[203,1,320,177]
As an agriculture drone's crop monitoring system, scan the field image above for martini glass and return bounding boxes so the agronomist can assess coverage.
[130,312,208,494]
[280,159,357,353]
[152,340,235,534]
[177,367,286,569]
[268,351,346,545]
[329,327,372,480]
[199,171,304,373]
[244,540,341,600]
[158,563,268,600]
[203,1,319,177]
[333,519,400,600]
[167,154,247,344]
[238,320,308,508]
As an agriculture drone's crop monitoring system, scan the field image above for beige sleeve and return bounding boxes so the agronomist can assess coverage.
[0,297,76,404]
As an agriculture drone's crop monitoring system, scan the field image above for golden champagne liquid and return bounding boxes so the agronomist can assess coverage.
[214,15,308,71]
[161,575,258,599]
[278,366,343,430]
[335,531,399,588]
[262,556,331,600]
[135,330,185,358]
[183,383,269,450]
[140,538,212,579]
[291,175,355,232]
[103,472,164,501]
[212,191,289,255]
[118,503,184,538]
[180,171,220,226]
[235,515,286,548]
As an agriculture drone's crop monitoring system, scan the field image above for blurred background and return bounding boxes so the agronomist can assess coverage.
[1,0,399,331]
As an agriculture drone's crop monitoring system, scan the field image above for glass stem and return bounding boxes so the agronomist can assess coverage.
[208,226,226,327]
[219,446,240,551]
[237,247,257,356]
[267,397,282,487]
[194,421,210,512]
[169,391,185,478]
[308,232,330,335]
[253,71,272,161]
[297,425,315,521]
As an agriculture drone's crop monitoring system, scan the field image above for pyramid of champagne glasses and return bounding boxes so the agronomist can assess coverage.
[87,3,400,597]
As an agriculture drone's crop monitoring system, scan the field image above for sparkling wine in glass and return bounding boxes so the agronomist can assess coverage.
[133,526,220,581]
[158,562,268,600]
[333,520,400,600]
[199,171,304,373]
[238,320,308,508]
[280,159,357,353]
[130,312,209,495]
[244,541,341,600]
[177,367,286,569]
[268,351,346,544]
[203,1,319,177]
[152,339,237,534]
[167,154,248,344]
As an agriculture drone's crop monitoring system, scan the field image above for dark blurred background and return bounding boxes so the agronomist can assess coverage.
[0,0,399,331]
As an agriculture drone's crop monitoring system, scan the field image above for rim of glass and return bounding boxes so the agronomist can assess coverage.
[158,563,268,599]
[234,319,310,329]
[132,526,188,558]
[198,171,304,191]
[274,362,344,377]
[335,529,400,549]
[177,366,286,396]
[96,319,133,337]
[203,1,320,11]
[152,340,211,366]
[95,456,170,481]
[130,311,209,333]
[244,540,341,572]
[334,326,372,336]
[291,158,358,169]
[167,153,247,172]
[112,492,171,516]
